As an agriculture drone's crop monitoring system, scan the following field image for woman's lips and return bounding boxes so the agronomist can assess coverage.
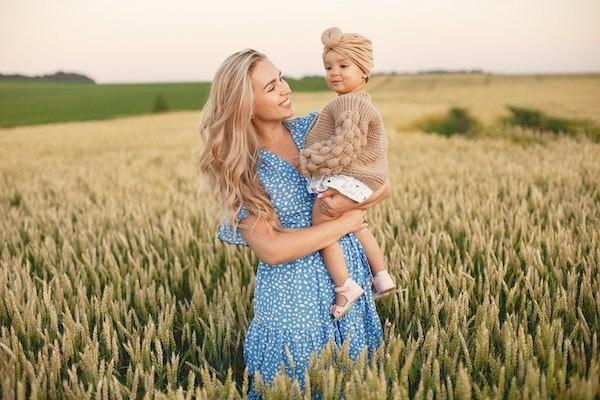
[280,98,292,108]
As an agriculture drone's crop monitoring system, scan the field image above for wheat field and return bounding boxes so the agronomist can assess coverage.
[1,75,599,399]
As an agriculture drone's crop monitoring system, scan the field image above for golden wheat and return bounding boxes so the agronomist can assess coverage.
[1,78,599,398]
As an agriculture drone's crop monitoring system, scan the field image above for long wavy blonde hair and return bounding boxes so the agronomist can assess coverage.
[198,49,280,231]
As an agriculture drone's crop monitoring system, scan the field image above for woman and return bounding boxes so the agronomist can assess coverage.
[198,48,391,398]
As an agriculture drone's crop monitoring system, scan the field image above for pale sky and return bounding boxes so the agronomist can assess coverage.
[1,0,599,83]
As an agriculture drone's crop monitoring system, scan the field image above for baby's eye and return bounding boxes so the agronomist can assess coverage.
[341,65,348,68]
[325,67,332,70]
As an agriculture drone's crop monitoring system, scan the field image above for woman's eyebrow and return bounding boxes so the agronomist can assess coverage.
[263,71,282,89]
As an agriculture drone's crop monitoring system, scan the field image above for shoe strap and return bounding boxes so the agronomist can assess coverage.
[334,285,350,293]
[330,305,343,318]
[373,271,390,279]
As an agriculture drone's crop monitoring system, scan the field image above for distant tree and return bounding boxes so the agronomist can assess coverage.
[152,94,169,113]
[416,107,481,137]
[0,71,95,83]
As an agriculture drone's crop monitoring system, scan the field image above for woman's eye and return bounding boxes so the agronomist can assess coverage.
[267,87,274,92]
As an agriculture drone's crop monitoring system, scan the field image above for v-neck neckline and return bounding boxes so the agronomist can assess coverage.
[259,120,301,171]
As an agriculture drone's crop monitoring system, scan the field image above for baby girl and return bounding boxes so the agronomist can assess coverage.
[299,27,396,320]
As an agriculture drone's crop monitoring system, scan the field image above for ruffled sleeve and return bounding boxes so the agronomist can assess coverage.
[216,206,250,246]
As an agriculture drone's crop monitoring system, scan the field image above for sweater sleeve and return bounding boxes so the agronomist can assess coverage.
[300,101,373,177]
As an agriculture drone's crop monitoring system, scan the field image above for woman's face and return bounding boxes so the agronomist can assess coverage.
[323,50,365,94]
[251,58,293,123]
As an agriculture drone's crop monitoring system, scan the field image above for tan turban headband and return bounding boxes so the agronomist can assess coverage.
[321,27,374,80]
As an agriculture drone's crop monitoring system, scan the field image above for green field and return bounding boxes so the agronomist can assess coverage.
[0,77,328,128]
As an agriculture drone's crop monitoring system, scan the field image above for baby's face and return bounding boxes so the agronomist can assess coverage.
[323,51,366,95]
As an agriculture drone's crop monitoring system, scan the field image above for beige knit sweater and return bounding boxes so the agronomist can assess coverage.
[299,91,388,191]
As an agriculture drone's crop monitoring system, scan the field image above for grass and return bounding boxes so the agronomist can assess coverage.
[414,107,481,137]
[0,77,328,128]
[502,105,600,142]
[412,105,600,144]
[365,73,600,131]
[0,110,598,398]
[3,73,600,130]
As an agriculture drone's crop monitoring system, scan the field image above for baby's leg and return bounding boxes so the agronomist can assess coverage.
[355,226,396,297]
[354,227,386,275]
[311,201,352,307]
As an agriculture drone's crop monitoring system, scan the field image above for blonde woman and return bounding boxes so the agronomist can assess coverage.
[199,48,391,398]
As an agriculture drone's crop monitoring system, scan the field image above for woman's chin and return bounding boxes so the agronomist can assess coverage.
[281,107,294,119]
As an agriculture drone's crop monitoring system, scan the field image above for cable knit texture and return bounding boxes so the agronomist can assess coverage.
[299,91,388,191]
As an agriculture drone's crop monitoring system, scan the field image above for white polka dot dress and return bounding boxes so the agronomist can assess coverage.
[217,112,383,399]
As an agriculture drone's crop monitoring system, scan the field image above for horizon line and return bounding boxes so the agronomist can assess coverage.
[2,69,600,85]
[95,70,600,85]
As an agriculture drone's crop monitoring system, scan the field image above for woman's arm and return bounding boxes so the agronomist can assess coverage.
[316,178,392,218]
[240,208,367,265]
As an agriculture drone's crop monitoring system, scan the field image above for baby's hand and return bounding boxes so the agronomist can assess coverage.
[317,189,359,218]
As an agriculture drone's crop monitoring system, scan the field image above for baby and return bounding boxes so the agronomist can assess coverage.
[299,27,396,321]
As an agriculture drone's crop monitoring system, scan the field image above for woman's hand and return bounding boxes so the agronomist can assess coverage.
[317,179,392,218]
[317,189,359,218]
[337,208,368,234]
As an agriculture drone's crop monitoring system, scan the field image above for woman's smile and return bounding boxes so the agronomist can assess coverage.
[280,98,292,108]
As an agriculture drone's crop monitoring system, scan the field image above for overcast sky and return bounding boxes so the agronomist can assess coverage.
[1,0,599,83]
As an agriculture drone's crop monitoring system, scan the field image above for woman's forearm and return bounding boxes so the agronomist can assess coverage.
[241,216,356,265]
[272,222,348,264]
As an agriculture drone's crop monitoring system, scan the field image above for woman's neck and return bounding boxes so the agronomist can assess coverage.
[254,119,289,148]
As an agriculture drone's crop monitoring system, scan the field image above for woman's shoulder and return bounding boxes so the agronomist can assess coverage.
[285,112,319,148]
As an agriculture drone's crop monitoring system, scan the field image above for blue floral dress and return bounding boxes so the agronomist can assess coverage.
[217,112,383,398]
